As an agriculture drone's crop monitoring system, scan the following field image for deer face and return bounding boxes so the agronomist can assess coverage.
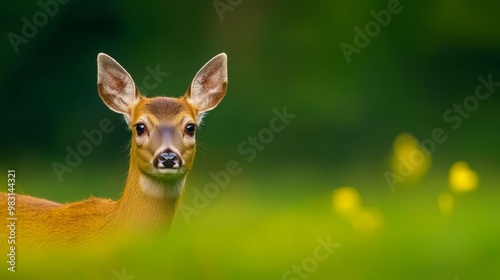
[97,53,227,180]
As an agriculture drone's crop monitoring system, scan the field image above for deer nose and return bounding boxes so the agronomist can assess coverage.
[158,151,181,168]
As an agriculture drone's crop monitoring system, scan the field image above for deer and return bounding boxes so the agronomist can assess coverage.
[0,53,228,251]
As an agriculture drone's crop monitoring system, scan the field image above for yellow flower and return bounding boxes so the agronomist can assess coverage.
[332,186,361,218]
[332,186,383,233]
[449,161,478,193]
[390,133,431,185]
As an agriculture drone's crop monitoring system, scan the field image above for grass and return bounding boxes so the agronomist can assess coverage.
[1,163,499,279]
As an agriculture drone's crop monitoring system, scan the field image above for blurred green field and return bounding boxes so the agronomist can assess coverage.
[2,163,499,280]
[2,1,500,279]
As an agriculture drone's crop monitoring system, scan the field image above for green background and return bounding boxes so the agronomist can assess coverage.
[1,0,500,279]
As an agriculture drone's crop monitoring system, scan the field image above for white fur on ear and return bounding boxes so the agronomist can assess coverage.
[97,53,139,122]
[187,53,228,114]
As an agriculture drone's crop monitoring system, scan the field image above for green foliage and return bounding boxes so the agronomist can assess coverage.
[2,174,499,279]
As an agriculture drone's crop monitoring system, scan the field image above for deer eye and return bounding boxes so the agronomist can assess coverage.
[185,124,196,136]
[135,123,147,135]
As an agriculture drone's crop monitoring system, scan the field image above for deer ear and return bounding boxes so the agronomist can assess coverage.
[97,53,140,123]
[185,53,228,116]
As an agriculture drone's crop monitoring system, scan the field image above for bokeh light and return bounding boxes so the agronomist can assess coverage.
[332,186,382,233]
[449,161,479,193]
[390,133,431,185]
[332,186,362,218]
[2,1,499,278]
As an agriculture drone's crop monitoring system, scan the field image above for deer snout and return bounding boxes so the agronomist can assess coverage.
[157,150,182,169]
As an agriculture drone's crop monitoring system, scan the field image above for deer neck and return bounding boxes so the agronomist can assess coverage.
[111,155,186,234]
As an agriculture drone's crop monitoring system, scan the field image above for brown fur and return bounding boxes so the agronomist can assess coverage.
[0,53,227,252]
